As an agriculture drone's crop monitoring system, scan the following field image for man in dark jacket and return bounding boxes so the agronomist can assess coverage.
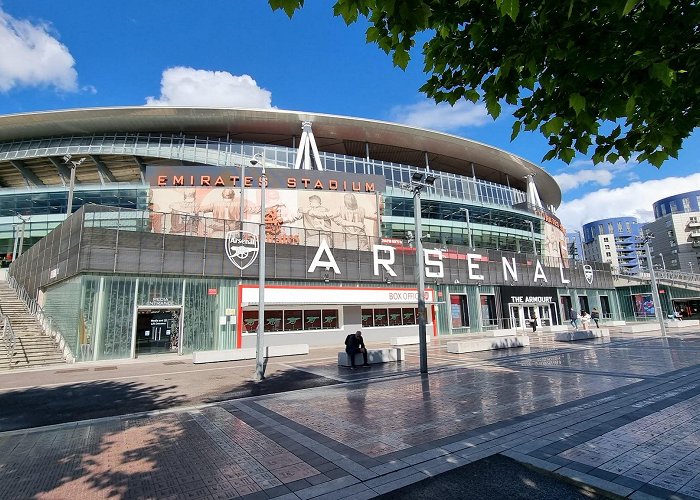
[345,330,370,369]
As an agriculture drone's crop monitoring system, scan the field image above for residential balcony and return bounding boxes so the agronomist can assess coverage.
[690,231,700,238]
[688,220,700,229]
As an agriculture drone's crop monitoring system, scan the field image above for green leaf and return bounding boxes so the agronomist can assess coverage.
[268,0,303,17]
[366,26,381,43]
[646,151,668,167]
[542,150,557,161]
[511,121,522,141]
[569,93,586,115]
[622,0,640,15]
[650,62,675,86]
[496,0,520,21]
[392,47,410,69]
[541,116,565,136]
[560,147,575,163]
[485,97,501,118]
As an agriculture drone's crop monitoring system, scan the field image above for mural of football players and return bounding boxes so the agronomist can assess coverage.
[199,188,239,237]
[169,188,199,235]
[293,194,336,246]
[334,193,374,250]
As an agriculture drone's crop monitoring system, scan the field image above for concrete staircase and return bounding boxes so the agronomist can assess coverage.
[0,281,66,370]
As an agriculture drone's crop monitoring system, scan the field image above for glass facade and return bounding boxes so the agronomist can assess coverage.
[0,134,545,260]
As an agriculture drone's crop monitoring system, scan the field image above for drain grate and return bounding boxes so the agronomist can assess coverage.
[54,368,90,374]
[162,361,186,366]
[93,366,117,371]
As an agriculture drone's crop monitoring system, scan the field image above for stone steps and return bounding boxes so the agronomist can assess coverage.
[0,280,67,370]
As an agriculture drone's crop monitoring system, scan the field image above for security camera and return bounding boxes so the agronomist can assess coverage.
[249,158,259,166]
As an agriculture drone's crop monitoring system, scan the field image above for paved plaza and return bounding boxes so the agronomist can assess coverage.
[1,329,700,499]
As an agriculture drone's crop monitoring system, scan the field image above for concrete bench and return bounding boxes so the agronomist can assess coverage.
[554,329,610,341]
[482,328,518,337]
[618,323,661,333]
[446,336,529,354]
[539,325,568,333]
[193,344,309,364]
[338,348,405,367]
[390,335,431,346]
[664,319,700,328]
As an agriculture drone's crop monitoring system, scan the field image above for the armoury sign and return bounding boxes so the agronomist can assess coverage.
[146,166,386,193]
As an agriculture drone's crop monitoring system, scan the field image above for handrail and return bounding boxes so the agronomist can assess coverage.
[1,312,15,360]
[6,275,74,363]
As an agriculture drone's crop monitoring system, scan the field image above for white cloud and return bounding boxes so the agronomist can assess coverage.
[553,169,614,193]
[555,155,640,193]
[0,8,78,92]
[145,67,273,108]
[389,100,490,131]
[556,173,700,230]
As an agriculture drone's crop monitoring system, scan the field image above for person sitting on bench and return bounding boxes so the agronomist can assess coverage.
[345,330,370,369]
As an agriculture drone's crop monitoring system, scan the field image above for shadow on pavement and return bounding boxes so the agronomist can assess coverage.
[0,380,187,431]
[377,454,603,500]
[202,365,341,403]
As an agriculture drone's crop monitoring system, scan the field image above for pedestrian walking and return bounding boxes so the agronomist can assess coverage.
[569,307,579,329]
[591,308,600,328]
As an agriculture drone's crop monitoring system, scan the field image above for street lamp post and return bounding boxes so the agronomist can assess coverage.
[12,214,30,259]
[251,153,267,381]
[642,236,666,337]
[63,155,86,216]
[658,253,666,270]
[526,220,538,256]
[460,208,472,248]
[690,262,695,274]
[239,158,246,231]
[404,172,436,375]
[63,154,86,215]
[576,229,586,261]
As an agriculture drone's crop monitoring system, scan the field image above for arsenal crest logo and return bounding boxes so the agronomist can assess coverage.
[225,230,259,270]
[583,264,594,284]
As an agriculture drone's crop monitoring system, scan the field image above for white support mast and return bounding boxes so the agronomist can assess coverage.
[293,121,324,170]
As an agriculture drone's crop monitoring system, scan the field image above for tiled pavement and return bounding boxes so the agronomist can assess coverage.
[1,331,700,499]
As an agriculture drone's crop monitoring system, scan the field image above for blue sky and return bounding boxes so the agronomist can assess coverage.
[1,0,698,230]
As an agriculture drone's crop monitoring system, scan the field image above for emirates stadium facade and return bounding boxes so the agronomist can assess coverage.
[1,107,620,362]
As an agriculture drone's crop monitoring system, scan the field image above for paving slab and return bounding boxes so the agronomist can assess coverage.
[0,329,699,499]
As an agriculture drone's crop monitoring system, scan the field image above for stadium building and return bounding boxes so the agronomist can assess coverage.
[2,107,620,362]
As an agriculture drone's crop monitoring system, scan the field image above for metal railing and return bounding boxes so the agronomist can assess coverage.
[0,303,15,360]
[6,275,73,363]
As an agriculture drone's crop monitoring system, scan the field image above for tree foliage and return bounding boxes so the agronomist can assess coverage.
[269,0,699,167]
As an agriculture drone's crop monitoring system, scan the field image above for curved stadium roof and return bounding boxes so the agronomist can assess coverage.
[0,107,562,208]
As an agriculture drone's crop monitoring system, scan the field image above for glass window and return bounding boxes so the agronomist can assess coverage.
[264,310,283,332]
[322,309,339,329]
[450,294,469,328]
[304,309,322,330]
[480,294,497,327]
[284,310,303,331]
[374,308,388,327]
[242,311,258,334]
[388,308,403,326]
[361,309,374,327]
[670,201,678,213]
[683,198,691,212]
[402,308,416,325]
